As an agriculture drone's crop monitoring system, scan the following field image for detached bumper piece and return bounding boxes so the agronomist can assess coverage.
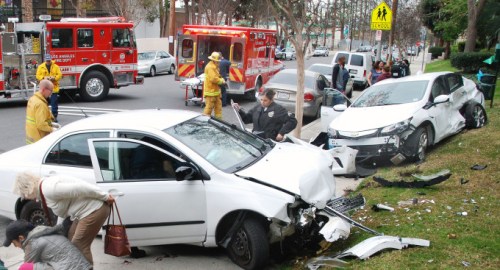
[327,193,365,213]
[373,169,452,188]
[335,236,430,260]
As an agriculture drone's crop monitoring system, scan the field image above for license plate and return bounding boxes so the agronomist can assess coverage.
[349,69,358,74]
[277,92,290,99]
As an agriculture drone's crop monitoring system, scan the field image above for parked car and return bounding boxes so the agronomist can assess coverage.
[313,46,329,57]
[407,46,417,56]
[276,47,296,60]
[322,72,487,163]
[0,109,354,270]
[262,69,329,119]
[332,51,374,89]
[356,45,372,52]
[307,63,353,98]
[138,50,176,77]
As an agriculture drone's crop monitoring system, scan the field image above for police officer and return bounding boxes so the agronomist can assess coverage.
[232,89,297,142]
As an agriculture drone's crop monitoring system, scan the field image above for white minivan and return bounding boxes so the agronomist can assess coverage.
[331,51,374,89]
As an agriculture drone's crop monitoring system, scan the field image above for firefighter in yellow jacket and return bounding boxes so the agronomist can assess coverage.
[26,79,60,144]
[203,52,225,119]
[36,54,62,122]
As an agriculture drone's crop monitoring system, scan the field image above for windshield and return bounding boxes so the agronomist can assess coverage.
[352,80,429,107]
[308,65,332,76]
[269,71,316,88]
[165,115,271,172]
[138,52,155,60]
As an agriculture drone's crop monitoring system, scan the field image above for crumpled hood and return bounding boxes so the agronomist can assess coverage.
[237,142,335,208]
[331,103,419,131]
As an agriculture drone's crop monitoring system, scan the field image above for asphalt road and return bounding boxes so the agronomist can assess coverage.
[0,54,336,269]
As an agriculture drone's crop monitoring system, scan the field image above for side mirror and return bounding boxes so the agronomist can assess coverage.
[434,94,449,104]
[175,164,198,181]
[333,104,347,112]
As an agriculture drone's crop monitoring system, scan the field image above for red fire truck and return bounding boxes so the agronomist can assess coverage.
[176,25,283,99]
[0,16,143,102]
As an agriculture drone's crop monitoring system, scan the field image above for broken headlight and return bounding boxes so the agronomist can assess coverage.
[380,118,412,135]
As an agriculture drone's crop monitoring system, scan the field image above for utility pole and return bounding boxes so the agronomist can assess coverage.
[168,0,176,55]
[388,0,398,62]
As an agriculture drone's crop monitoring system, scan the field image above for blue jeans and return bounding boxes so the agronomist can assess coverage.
[220,82,228,106]
[50,94,59,118]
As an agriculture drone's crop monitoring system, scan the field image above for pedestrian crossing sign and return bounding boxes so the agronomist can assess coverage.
[371,2,392,30]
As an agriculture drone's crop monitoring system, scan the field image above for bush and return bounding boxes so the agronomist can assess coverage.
[449,52,494,73]
[429,47,445,59]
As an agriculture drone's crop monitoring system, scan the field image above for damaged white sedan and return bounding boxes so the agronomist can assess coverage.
[0,109,363,270]
[321,72,487,163]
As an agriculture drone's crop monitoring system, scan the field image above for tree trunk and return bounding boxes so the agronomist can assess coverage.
[184,0,190,24]
[331,0,337,50]
[444,41,451,59]
[292,34,305,138]
[464,0,486,52]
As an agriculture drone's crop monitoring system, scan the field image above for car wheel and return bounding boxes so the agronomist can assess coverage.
[150,66,156,77]
[465,103,487,128]
[405,127,428,162]
[79,70,110,102]
[169,64,176,75]
[227,218,269,270]
[20,200,57,226]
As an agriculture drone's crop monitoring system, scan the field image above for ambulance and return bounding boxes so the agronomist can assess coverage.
[176,25,283,99]
[0,16,143,102]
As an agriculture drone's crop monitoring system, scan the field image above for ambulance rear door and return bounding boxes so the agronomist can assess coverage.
[176,34,196,81]
[229,37,246,94]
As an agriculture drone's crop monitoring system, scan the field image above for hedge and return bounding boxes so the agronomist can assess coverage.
[429,47,445,59]
[449,52,494,73]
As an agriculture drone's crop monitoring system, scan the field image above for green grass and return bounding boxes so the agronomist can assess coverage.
[285,60,500,269]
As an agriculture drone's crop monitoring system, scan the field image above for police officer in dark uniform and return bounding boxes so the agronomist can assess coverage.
[232,89,297,141]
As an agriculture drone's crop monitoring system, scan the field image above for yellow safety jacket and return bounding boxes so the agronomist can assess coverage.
[36,60,63,93]
[203,61,225,97]
[26,92,53,144]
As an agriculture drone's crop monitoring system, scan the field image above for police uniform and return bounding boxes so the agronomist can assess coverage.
[238,102,297,140]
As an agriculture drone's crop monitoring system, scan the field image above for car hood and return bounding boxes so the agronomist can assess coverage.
[237,142,335,208]
[331,103,419,131]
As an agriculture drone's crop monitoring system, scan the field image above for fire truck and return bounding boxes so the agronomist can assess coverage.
[0,16,143,102]
[176,25,283,98]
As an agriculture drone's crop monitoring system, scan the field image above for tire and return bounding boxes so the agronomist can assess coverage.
[465,103,487,129]
[169,64,176,75]
[405,127,428,162]
[20,200,57,226]
[79,71,110,102]
[227,218,269,270]
[150,66,156,77]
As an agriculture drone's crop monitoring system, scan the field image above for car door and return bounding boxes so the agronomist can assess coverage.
[426,75,454,141]
[157,51,169,73]
[444,73,468,131]
[88,137,207,246]
[40,131,110,183]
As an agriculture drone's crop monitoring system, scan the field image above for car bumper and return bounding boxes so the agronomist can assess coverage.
[138,66,149,74]
[279,101,317,117]
[328,135,400,158]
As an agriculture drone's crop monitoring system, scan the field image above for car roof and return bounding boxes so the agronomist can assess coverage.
[309,63,333,68]
[277,68,319,77]
[62,109,199,133]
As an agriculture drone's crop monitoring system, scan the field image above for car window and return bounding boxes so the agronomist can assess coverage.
[92,140,181,181]
[431,77,449,100]
[51,28,73,49]
[138,52,155,60]
[45,132,109,167]
[308,65,332,76]
[165,116,268,173]
[353,80,429,107]
[350,54,364,66]
[77,29,93,48]
[446,74,463,93]
[317,75,330,90]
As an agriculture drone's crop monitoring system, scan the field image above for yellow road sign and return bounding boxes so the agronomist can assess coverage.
[371,2,392,30]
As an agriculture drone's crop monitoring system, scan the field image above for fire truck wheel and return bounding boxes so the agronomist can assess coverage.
[150,66,156,77]
[79,71,110,102]
[169,64,176,74]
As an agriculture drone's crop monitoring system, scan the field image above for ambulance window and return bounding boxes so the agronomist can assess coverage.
[51,28,73,49]
[112,29,131,48]
[233,43,243,62]
[77,29,93,48]
[182,39,194,58]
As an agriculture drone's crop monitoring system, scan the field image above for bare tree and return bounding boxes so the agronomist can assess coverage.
[103,0,158,24]
[267,0,324,137]
[67,0,95,17]
[198,0,239,25]
[464,0,487,52]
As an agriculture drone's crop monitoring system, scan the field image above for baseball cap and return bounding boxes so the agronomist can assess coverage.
[44,54,52,61]
[3,220,34,247]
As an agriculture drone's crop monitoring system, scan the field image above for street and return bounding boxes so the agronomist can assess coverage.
[0,53,338,269]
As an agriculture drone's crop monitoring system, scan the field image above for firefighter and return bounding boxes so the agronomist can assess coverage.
[203,52,225,119]
[36,54,62,122]
[25,79,60,144]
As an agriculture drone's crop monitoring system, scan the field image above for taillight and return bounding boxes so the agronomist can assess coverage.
[304,92,315,102]
[363,70,366,77]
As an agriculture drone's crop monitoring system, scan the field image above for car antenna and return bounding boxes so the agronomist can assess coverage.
[63,91,89,118]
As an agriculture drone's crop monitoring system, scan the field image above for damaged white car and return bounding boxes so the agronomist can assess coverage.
[320,72,487,163]
[0,109,364,270]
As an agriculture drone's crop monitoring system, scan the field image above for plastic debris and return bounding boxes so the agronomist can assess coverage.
[456,212,468,216]
[306,256,347,270]
[372,203,395,212]
[470,164,487,170]
[460,178,469,185]
[447,233,457,239]
[373,170,451,188]
[462,261,471,267]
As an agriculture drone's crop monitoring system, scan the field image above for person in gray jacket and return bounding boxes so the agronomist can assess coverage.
[3,219,91,270]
